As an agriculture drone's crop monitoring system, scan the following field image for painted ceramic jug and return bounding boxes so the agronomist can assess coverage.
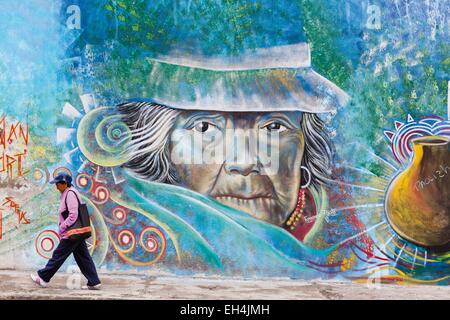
[385,136,450,249]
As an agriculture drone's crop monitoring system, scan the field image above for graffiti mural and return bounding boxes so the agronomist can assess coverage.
[0,0,449,284]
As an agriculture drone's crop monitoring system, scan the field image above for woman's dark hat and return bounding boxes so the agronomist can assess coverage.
[49,173,72,185]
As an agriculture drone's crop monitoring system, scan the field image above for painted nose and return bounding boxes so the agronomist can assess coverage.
[224,131,261,176]
[225,162,261,176]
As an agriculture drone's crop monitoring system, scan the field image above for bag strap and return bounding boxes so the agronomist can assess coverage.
[64,189,81,211]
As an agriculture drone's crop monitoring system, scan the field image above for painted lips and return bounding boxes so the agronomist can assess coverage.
[213,194,277,220]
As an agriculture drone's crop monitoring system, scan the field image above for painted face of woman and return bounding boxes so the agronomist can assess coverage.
[169,111,305,226]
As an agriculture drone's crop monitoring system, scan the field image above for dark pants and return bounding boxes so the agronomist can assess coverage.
[38,238,101,286]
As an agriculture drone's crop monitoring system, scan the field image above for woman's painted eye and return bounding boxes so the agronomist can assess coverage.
[194,122,211,132]
[264,122,287,132]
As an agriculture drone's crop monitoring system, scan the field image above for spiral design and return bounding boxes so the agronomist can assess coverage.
[109,225,167,267]
[139,226,166,258]
[111,206,128,225]
[96,118,131,154]
[75,173,94,193]
[116,229,136,254]
[92,185,110,205]
[77,107,132,167]
[29,167,50,187]
[35,230,60,260]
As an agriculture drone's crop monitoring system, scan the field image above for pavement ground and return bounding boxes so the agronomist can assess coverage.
[0,270,449,300]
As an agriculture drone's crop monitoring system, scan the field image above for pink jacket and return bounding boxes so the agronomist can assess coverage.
[58,187,83,239]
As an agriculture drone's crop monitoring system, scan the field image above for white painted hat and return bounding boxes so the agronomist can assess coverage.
[141,43,349,113]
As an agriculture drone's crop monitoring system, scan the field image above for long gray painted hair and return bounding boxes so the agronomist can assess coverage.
[117,101,334,190]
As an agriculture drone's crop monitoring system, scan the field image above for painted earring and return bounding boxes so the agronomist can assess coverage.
[286,166,311,229]
[300,166,311,189]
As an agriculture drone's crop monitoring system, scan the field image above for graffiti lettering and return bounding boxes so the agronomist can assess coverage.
[0,116,29,179]
[2,197,30,225]
[0,151,27,178]
[0,116,29,148]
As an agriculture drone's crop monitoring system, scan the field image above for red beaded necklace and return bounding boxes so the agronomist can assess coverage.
[286,188,306,230]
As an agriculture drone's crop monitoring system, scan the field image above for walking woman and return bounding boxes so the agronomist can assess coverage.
[31,173,102,290]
